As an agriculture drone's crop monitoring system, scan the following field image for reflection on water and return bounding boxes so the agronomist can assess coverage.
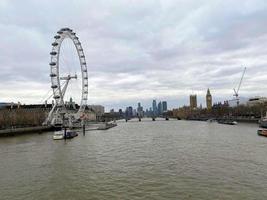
[1,119,267,200]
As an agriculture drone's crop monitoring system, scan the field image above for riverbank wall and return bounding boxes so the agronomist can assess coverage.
[187,117,259,124]
[0,126,54,137]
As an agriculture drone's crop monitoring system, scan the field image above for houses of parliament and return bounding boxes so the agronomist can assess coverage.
[190,88,212,110]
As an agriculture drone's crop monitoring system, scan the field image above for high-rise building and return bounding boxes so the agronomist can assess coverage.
[133,109,137,117]
[137,102,143,117]
[128,106,133,118]
[119,109,123,117]
[126,106,133,118]
[162,101,167,112]
[152,100,157,116]
[137,102,142,112]
[125,107,129,118]
[206,88,212,110]
[190,94,197,110]
[158,101,163,115]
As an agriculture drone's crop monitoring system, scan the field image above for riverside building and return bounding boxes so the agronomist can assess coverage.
[190,94,197,110]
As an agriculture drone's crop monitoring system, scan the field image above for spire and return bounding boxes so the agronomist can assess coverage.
[207,88,211,96]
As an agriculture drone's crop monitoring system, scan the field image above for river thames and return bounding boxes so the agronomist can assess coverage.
[1,119,267,200]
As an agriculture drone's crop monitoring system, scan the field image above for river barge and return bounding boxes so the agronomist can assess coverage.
[257,129,267,137]
[217,120,237,125]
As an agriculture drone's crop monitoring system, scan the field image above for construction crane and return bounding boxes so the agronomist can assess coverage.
[233,67,246,106]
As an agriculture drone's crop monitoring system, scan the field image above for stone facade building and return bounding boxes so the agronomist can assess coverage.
[190,94,197,110]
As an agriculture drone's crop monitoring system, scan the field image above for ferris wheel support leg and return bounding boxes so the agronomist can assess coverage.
[43,103,57,126]
[60,75,77,102]
[61,79,70,100]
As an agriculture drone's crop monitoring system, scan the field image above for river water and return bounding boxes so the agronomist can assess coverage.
[1,119,267,200]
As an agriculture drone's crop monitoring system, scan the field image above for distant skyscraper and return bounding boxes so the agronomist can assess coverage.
[133,109,137,117]
[125,107,129,118]
[190,94,197,110]
[119,109,123,117]
[206,88,212,110]
[137,102,141,112]
[137,102,143,117]
[126,106,133,118]
[158,101,163,115]
[162,101,167,112]
[128,106,133,117]
[152,100,157,116]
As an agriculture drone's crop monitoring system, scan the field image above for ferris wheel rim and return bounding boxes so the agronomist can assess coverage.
[49,27,88,113]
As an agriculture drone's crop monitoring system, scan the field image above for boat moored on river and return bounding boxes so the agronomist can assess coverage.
[53,129,78,140]
[259,117,267,128]
[217,120,238,125]
[53,131,64,140]
[257,129,267,137]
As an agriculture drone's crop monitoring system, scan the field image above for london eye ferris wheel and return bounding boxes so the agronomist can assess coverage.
[44,27,88,126]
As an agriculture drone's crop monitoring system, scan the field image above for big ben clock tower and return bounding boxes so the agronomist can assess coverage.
[206,88,212,110]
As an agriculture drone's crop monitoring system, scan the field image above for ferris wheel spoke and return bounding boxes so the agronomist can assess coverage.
[65,39,72,74]
[60,41,71,76]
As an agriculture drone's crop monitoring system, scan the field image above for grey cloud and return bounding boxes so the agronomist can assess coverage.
[1,0,267,110]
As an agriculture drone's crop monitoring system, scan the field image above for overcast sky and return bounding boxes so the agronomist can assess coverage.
[1,0,267,111]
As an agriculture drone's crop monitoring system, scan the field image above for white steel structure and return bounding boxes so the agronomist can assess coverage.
[233,67,246,106]
[44,28,88,127]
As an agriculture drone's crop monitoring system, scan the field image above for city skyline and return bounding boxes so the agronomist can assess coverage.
[1,1,267,199]
[1,0,267,111]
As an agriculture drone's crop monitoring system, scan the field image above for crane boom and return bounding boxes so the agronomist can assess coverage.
[236,67,246,94]
[233,67,246,98]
